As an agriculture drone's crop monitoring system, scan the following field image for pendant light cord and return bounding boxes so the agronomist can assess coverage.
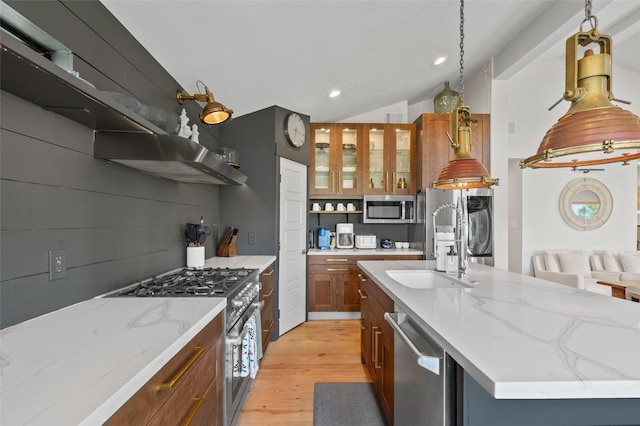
[459,0,465,103]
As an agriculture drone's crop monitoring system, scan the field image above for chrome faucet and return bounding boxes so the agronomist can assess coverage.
[432,197,467,279]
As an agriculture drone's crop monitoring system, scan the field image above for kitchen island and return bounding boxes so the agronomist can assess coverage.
[357,260,640,424]
[0,255,275,426]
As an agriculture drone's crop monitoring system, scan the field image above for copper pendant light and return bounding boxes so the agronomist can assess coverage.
[520,0,640,169]
[433,106,499,189]
[432,0,499,190]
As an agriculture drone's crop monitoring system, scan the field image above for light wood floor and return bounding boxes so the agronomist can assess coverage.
[236,320,371,425]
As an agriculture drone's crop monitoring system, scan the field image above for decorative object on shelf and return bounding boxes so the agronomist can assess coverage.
[397,177,407,189]
[177,80,233,125]
[558,178,612,231]
[178,108,192,138]
[190,124,199,143]
[284,112,306,147]
[434,81,460,113]
[220,147,239,167]
[432,0,499,190]
[520,0,640,169]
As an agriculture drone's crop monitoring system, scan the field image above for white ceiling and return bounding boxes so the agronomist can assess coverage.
[100,0,640,123]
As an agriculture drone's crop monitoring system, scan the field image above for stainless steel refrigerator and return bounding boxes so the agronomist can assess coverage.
[410,188,494,266]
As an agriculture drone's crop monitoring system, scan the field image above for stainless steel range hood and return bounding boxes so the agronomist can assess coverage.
[94,133,247,185]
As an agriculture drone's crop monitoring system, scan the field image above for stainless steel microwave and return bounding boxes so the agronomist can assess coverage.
[363,195,416,224]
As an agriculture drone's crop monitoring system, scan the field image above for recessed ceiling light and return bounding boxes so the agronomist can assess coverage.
[432,56,447,66]
[328,90,341,98]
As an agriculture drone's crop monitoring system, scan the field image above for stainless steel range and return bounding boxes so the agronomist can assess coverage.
[106,266,262,426]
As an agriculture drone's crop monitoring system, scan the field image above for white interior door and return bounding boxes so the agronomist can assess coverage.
[278,157,308,336]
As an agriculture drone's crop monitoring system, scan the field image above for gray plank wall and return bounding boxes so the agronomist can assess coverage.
[0,91,220,328]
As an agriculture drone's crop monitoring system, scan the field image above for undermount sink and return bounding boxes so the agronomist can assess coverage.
[386,270,470,289]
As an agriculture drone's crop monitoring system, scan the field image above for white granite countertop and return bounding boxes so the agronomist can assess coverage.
[308,248,423,256]
[357,260,640,400]
[0,255,275,426]
[0,297,225,426]
[205,255,276,272]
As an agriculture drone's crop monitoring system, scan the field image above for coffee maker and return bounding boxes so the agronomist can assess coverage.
[336,223,354,249]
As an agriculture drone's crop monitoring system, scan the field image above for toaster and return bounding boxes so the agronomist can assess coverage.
[355,234,376,249]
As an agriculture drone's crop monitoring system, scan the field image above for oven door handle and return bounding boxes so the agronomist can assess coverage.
[226,301,264,346]
[227,326,251,346]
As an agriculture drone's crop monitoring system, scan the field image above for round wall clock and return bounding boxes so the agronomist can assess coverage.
[284,112,306,148]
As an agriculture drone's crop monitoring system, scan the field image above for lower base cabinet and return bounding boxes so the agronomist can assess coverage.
[105,312,224,426]
[308,254,420,313]
[359,270,395,426]
[260,262,276,354]
[308,256,360,312]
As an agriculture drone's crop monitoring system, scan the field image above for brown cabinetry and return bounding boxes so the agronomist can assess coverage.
[310,123,417,197]
[259,262,276,353]
[106,312,224,426]
[363,123,417,195]
[415,113,490,189]
[308,256,361,312]
[358,270,395,425]
[308,254,421,313]
[310,123,364,196]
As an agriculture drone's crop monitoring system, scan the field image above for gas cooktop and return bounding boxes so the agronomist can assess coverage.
[106,267,256,298]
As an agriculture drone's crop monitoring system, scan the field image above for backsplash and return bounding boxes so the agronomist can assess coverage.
[0,92,220,328]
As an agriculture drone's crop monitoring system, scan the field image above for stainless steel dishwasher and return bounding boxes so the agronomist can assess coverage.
[385,311,456,426]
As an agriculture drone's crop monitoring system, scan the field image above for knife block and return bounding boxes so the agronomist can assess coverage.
[216,226,238,257]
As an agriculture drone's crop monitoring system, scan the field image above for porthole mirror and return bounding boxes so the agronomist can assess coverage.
[558,178,612,230]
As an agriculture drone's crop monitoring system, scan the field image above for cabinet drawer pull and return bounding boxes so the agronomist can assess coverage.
[182,396,204,426]
[327,268,349,272]
[158,346,205,390]
[261,288,274,299]
[262,268,275,276]
[263,319,274,334]
[371,326,379,368]
[326,258,348,262]
[374,330,382,369]
[357,273,367,282]
[357,288,368,299]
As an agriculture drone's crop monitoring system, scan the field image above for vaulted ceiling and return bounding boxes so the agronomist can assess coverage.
[101,0,640,122]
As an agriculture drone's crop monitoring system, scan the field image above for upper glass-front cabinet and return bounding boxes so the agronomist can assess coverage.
[310,122,415,197]
[310,124,363,196]
[363,124,416,195]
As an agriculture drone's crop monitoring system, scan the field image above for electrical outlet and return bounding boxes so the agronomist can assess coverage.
[248,232,257,245]
[49,249,67,280]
